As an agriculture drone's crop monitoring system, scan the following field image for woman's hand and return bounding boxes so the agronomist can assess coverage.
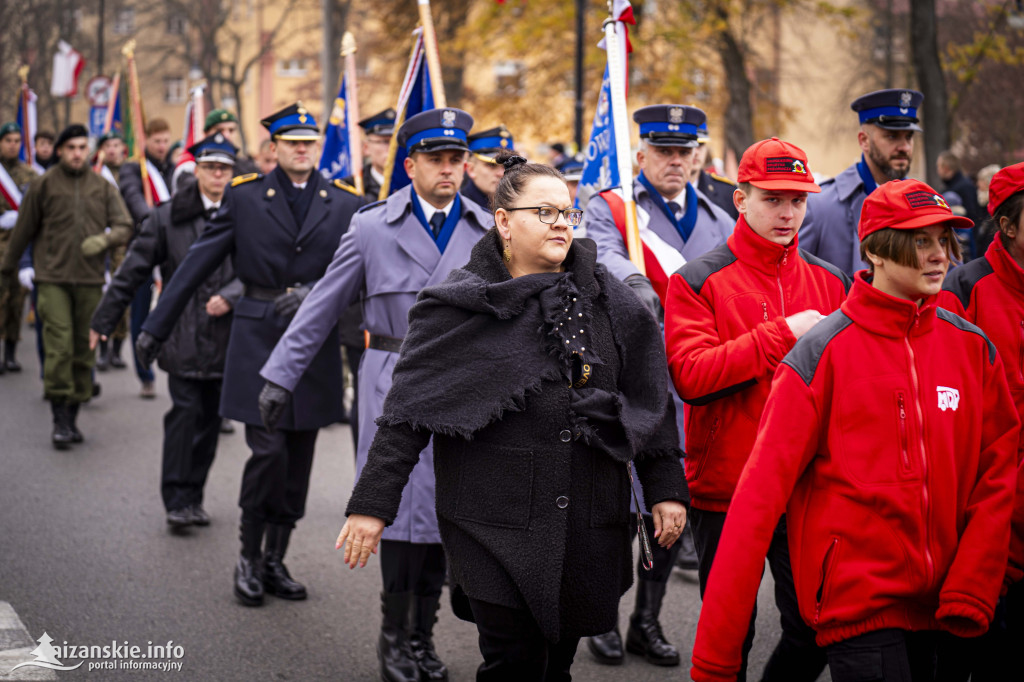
[335,514,386,569]
[650,501,687,549]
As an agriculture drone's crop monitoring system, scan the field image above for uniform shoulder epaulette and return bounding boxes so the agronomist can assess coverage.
[356,198,387,214]
[231,173,261,187]
[709,172,736,186]
[332,179,360,196]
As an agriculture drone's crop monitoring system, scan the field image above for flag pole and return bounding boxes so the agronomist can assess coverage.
[377,34,421,201]
[416,0,447,108]
[603,7,644,274]
[341,32,364,196]
[122,40,152,208]
[17,66,33,167]
[93,71,122,172]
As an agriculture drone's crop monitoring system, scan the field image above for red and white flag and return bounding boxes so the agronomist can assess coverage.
[0,163,23,211]
[51,41,85,98]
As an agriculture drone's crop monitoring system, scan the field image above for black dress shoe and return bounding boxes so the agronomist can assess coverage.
[234,555,264,606]
[588,628,625,665]
[166,508,193,528]
[189,505,211,526]
[219,418,235,434]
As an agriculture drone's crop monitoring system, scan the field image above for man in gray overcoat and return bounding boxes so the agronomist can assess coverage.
[258,108,492,682]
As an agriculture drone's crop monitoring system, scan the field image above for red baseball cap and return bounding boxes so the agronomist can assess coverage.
[737,137,821,193]
[987,162,1024,216]
[859,178,974,241]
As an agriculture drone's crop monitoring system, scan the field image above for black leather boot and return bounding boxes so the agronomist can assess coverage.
[67,403,84,443]
[378,592,419,682]
[675,519,699,570]
[588,627,624,665]
[409,595,448,680]
[95,339,109,372]
[109,338,126,369]
[625,580,680,666]
[4,340,21,372]
[51,401,74,450]
[262,524,307,600]
[234,518,265,606]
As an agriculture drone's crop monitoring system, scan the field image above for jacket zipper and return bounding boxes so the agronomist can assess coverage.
[1019,321,1024,382]
[761,301,768,322]
[776,248,789,317]
[897,393,911,473]
[905,328,935,587]
[814,537,840,624]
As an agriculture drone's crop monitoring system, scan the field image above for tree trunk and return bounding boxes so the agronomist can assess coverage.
[909,0,949,187]
[717,25,754,164]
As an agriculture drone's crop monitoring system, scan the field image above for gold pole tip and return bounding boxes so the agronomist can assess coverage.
[341,32,357,57]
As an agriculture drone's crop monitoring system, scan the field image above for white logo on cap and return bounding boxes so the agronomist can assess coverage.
[668,107,684,124]
[214,134,224,144]
[900,91,913,107]
[442,110,456,128]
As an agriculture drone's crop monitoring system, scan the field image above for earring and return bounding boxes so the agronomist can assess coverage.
[503,242,512,262]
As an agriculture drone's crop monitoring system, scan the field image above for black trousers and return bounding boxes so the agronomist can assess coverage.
[240,425,318,526]
[634,512,683,583]
[827,629,940,682]
[344,344,363,451]
[468,597,580,682]
[932,580,1024,682]
[161,375,222,511]
[379,539,446,598]
[690,507,826,682]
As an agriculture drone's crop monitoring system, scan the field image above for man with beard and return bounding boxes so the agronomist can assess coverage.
[799,88,922,275]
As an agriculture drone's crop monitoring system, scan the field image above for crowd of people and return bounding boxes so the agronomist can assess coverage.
[0,85,1021,682]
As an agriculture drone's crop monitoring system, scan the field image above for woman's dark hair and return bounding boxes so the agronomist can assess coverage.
[859,225,962,270]
[994,190,1024,236]
[490,149,566,213]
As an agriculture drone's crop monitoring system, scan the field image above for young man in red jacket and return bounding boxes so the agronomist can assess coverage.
[938,162,1024,681]
[665,137,850,681]
[690,178,1020,682]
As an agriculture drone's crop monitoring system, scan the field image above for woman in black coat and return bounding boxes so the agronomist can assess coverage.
[338,153,688,681]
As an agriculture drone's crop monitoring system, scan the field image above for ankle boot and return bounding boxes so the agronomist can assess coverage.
[378,592,419,682]
[587,627,624,665]
[409,595,448,680]
[4,340,20,372]
[67,403,84,443]
[234,518,265,606]
[109,338,126,369]
[262,524,307,600]
[95,340,109,372]
[625,580,680,666]
[51,401,74,450]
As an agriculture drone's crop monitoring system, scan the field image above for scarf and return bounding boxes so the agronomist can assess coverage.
[856,154,879,196]
[377,230,674,462]
[410,188,462,253]
[637,171,698,243]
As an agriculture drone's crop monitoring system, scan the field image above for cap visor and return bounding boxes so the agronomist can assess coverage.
[875,122,923,132]
[275,129,322,141]
[748,179,822,193]
[195,154,236,166]
[472,152,500,164]
[889,213,975,231]
[646,138,699,148]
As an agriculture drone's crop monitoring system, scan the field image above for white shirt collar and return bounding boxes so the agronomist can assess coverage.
[370,167,385,186]
[415,193,455,222]
[200,193,221,211]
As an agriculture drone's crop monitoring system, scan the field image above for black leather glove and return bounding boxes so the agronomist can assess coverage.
[135,330,162,367]
[258,380,292,432]
[273,286,311,318]
[625,274,663,322]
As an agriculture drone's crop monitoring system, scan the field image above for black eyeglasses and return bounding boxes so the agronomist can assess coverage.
[505,206,583,227]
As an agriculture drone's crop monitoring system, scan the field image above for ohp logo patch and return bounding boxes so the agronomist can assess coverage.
[905,191,949,210]
[765,157,807,174]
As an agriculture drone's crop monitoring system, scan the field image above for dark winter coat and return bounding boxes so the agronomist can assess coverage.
[119,155,174,225]
[346,232,688,642]
[91,182,241,380]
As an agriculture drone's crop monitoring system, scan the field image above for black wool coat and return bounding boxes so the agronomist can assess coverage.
[141,170,364,429]
[91,182,241,380]
[347,233,688,642]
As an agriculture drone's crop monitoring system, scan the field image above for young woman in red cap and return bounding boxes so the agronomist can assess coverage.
[665,137,850,681]
[689,178,1020,682]
[938,161,1024,681]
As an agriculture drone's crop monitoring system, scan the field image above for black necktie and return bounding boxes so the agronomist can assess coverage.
[206,207,218,219]
[667,201,682,221]
[429,211,446,238]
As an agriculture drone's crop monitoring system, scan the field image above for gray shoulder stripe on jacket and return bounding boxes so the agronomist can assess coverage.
[935,307,997,364]
[676,244,736,295]
[941,259,993,311]
[798,249,853,293]
[683,378,757,407]
[782,312,853,386]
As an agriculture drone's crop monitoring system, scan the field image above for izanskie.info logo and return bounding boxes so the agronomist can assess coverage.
[10,631,185,673]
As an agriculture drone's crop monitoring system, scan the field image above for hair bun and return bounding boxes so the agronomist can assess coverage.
[496,150,528,170]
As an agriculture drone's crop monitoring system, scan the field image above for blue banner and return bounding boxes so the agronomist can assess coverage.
[385,52,434,196]
[575,65,619,210]
[89,106,107,139]
[319,75,352,181]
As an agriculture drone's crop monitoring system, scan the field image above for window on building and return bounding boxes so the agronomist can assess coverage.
[276,58,308,77]
[164,77,186,104]
[113,8,134,35]
[167,15,186,35]
[494,61,526,96]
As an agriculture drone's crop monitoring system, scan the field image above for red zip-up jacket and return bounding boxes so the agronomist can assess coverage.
[940,235,1024,587]
[665,216,850,511]
[690,275,1020,682]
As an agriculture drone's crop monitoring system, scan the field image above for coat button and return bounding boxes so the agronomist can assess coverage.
[556,495,569,509]
[295,246,302,253]
[559,429,572,442]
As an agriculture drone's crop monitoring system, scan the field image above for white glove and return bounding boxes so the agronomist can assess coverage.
[18,267,34,291]
[0,211,17,229]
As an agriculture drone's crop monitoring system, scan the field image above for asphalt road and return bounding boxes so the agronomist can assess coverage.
[0,330,831,681]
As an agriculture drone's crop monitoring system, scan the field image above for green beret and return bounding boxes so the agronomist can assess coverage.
[98,130,123,145]
[204,109,238,132]
[0,122,21,140]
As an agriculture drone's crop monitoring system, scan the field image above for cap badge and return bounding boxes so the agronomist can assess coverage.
[900,91,913,107]
[500,138,508,148]
[668,107,684,124]
[792,160,806,174]
[214,133,224,144]
[905,190,949,210]
[442,110,456,128]
[220,112,229,121]
[933,194,949,209]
